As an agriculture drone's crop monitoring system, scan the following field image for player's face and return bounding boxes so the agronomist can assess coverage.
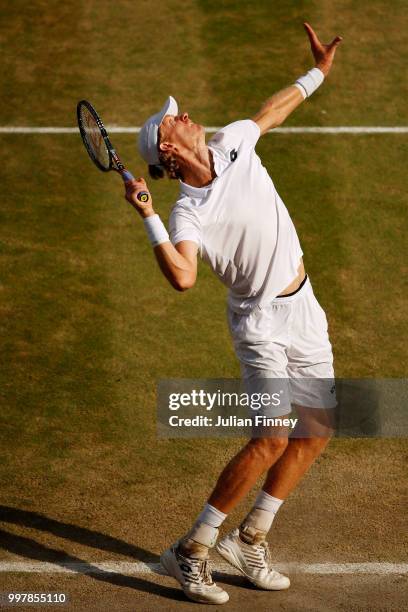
[159,113,204,151]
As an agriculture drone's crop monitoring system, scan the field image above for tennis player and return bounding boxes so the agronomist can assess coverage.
[126,23,342,605]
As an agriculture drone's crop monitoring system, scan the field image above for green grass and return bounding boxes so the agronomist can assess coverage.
[199,0,408,125]
[1,0,407,126]
[0,0,407,562]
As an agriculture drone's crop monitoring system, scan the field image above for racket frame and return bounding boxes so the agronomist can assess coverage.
[77,99,128,176]
[77,99,151,201]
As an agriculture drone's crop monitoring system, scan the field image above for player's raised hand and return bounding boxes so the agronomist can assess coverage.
[304,22,342,76]
[124,177,154,218]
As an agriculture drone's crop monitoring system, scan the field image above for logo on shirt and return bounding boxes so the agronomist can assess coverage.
[230,149,238,162]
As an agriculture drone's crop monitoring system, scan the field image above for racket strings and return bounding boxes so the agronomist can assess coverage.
[79,105,110,170]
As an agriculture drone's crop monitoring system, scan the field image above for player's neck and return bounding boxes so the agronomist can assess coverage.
[180,146,216,188]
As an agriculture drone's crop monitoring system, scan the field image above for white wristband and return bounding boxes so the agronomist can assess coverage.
[294,67,324,99]
[144,214,169,247]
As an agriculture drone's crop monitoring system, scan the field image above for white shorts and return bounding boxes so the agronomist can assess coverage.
[228,276,336,417]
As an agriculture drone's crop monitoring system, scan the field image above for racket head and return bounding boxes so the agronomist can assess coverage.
[77,100,113,172]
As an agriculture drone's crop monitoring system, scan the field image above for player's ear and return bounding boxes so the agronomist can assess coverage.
[159,141,176,153]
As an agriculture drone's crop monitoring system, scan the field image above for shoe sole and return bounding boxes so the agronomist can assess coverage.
[216,540,290,591]
[160,548,229,605]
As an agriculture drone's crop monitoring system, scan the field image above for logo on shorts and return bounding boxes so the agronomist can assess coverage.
[330,384,336,394]
[230,149,238,162]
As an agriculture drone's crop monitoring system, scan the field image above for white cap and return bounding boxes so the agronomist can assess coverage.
[138,96,178,165]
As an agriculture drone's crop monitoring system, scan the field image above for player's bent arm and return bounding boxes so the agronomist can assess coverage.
[153,240,198,292]
[252,86,304,135]
[124,178,197,292]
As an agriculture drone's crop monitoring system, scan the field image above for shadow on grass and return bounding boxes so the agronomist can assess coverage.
[0,529,184,601]
[214,571,257,590]
[0,506,185,602]
[0,505,158,561]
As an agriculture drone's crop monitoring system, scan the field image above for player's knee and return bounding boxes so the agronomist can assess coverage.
[293,436,331,460]
[249,436,288,467]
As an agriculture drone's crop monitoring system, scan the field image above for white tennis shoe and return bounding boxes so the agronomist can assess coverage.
[160,543,229,605]
[216,528,290,590]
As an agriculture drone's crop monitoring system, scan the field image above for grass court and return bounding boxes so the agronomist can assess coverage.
[0,1,407,609]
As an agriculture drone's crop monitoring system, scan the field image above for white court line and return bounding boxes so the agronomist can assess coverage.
[0,561,407,575]
[0,126,407,134]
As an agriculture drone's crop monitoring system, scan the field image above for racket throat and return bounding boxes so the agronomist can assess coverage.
[111,150,125,172]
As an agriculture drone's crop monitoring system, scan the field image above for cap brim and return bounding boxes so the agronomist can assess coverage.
[156,95,179,127]
[138,96,179,165]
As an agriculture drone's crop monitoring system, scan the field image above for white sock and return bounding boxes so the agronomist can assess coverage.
[197,503,227,528]
[180,504,227,556]
[241,491,284,537]
[254,491,284,516]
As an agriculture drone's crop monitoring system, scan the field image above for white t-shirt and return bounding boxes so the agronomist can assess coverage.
[168,120,303,314]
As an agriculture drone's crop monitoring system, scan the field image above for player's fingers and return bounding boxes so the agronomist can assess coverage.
[125,179,145,192]
[329,35,343,48]
[124,178,139,187]
[303,22,320,47]
[127,177,147,187]
[125,181,150,198]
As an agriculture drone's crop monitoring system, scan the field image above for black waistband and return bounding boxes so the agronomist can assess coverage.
[276,274,308,298]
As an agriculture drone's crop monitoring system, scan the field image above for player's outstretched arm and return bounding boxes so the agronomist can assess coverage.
[252,23,342,135]
[252,86,304,135]
[124,178,197,291]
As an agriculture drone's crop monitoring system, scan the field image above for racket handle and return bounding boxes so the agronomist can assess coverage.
[120,169,150,203]
[121,169,135,182]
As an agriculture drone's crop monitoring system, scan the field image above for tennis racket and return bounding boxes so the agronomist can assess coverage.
[76,99,150,203]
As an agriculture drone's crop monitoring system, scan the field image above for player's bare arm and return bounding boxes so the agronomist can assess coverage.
[252,23,342,135]
[125,177,197,291]
[154,241,198,292]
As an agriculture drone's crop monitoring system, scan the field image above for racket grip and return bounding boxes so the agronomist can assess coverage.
[121,169,150,203]
[121,169,135,182]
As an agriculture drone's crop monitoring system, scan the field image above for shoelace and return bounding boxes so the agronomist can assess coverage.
[177,552,214,585]
[259,541,272,566]
[258,541,281,577]
[199,559,214,585]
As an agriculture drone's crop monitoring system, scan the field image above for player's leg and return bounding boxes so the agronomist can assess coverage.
[176,431,288,554]
[162,301,293,599]
[161,433,289,603]
[241,403,334,533]
[260,276,336,502]
[207,431,289,512]
[214,435,294,590]
[216,413,332,591]
[213,306,295,589]
[217,278,335,589]
[262,406,334,500]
